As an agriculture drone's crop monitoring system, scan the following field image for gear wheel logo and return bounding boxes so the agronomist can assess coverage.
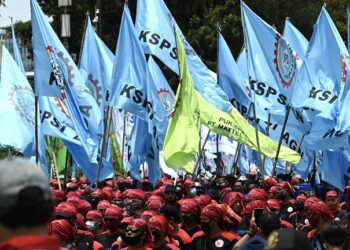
[86,74,103,106]
[158,88,174,116]
[8,85,35,125]
[273,33,296,88]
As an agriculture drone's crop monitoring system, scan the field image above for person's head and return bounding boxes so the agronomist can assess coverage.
[85,210,104,233]
[247,188,268,203]
[148,215,173,246]
[243,200,269,225]
[255,212,281,239]
[97,200,111,216]
[264,229,312,250]
[122,218,152,247]
[326,191,339,211]
[307,201,333,229]
[321,220,348,249]
[222,191,244,214]
[104,207,123,231]
[123,189,147,217]
[343,186,350,201]
[200,204,224,235]
[266,199,281,215]
[233,180,244,193]
[49,219,75,247]
[180,199,200,226]
[54,202,77,228]
[159,204,182,230]
[0,158,53,240]
[164,185,177,203]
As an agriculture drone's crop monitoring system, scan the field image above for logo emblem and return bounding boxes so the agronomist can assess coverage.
[8,85,35,125]
[274,34,296,88]
[86,74,103,106]
[215,239,224,248]
[158,88,174,116]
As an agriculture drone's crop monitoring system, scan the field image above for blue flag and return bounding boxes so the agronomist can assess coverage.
[321,147,350,191]
[147,56,175,118]
[348,9,350,52]
[10,17,26,74]
[241,2,299,105]
[135,0,232,114]
[79,16,114,115]
[0,44,34,157]
[218,32,253,119]
[31,0,102,162]
[283,18,308,62]
[290,7,349,113]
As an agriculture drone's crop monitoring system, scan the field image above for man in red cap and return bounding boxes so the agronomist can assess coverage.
[148,215,180,250]
[192,204,240,250]
[49,219,76,249]
[55,202,95,250]
[164,185,180,210]
[160,205,192,250]
[325,190,348,226]
[86,210,105,236]
[0,158,61,249]
[306,201,333,249]
[179,199,201,237]
[96,207,123,248]
[123,189,147,217]
[288,194,308,229]
[119,218,153,250]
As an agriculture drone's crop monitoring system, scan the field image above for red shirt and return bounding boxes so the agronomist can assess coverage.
[0,235,61,250]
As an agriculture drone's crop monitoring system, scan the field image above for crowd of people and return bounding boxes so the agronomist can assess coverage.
[0,157,350,250]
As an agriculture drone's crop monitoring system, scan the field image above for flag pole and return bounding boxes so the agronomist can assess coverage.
[96,106,113,187]
[47,137,62,190]
[120,110,127,177]
[192,129,211,180]
[272,106,291,176]
[35,96,39,164]
[260,112,271,177]
[216,23,220,175]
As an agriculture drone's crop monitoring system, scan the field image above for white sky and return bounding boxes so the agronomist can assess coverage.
[0,0,31,27]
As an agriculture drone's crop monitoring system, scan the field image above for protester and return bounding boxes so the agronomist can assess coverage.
[0,158,61,249]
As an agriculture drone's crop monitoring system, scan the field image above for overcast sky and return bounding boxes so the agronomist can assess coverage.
[0,0,31,27]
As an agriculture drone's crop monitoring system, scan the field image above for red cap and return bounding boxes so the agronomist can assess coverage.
[223,192,244,208]
[140,210,159,222]
[105,180,114,187]
[244,200,269,215]
[304,197,321,212]
[79,176,89,185]
[267,199,281,210]
[194,195,212,209]
[77,199,92,215]
[296,194,308,202]
[151,189,166,198]
[148,215,174,237]
[123,189,147,202]
[263,178,278,191]
[112,191,123,200]
[55,202,77,217]
[91,189,108,200]
[97,200,111,211]
[66,196,80,208]
[129,219,153,243]
[180,199,200,215]
[280,181,296,194]
[247,188,268,202]
[76,213,87,230]
[49,219,75,243]
[344,186,350,196]
[147,200,163,211]
[86,210,104,222]
[326,191,338,199]
[51,189,65,202]
[105,207,123,222]
[309,201,333,221]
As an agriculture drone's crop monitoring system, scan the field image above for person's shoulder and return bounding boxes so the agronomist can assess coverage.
[191,230,205,240]
[177,228,192,243]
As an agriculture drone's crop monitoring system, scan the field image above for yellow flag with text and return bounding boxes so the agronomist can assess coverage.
[163,33,301,173]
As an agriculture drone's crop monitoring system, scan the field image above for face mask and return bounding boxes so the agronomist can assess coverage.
[80,184,87,189]
[122,234,143,246]
[85,220,97,231]
[200,222,211,233]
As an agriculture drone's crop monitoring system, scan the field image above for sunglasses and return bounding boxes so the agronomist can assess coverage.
[125,227,140,233]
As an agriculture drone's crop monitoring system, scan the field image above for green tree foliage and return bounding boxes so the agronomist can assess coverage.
[11,0,350,72]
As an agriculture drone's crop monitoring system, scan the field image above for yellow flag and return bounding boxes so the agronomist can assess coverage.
[163,33,301,173]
